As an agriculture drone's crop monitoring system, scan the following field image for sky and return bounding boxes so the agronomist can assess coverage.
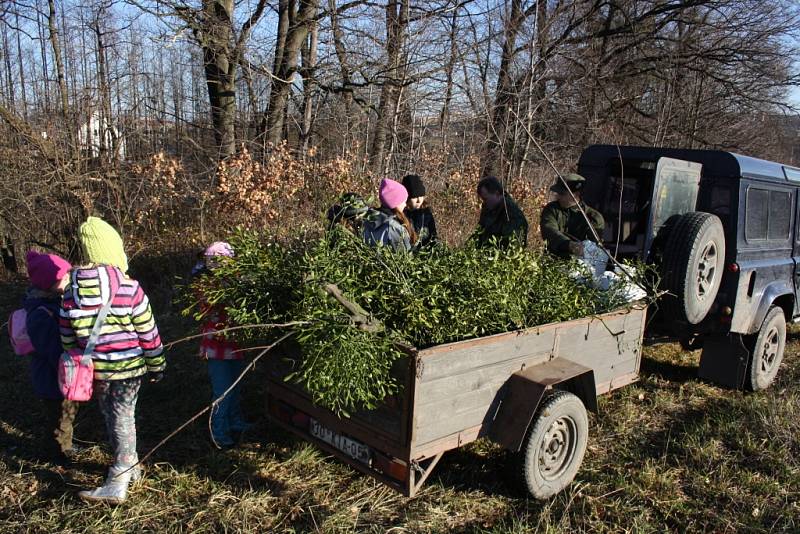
[790,86,800,108]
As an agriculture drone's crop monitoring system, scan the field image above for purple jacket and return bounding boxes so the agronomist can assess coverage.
[23,288,63,400]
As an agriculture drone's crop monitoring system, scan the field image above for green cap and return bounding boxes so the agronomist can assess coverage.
[550,173,586,194]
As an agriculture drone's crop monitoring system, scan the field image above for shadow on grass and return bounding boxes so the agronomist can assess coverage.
[639,355,698,384]
[431,443,524,500]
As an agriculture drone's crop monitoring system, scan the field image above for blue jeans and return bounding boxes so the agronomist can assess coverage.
[207,359,247,446]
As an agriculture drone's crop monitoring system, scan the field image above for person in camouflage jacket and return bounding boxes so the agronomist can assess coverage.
[540,173,605,259]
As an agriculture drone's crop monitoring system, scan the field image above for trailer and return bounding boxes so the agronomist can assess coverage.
[266,304,646,499]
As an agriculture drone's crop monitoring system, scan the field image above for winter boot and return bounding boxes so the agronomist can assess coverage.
[78,465,134,504]
[130,464,143,483]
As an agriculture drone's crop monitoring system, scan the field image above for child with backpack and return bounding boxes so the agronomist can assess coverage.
[59,216,165,504]
[15,250,77,465]
[194,241,250,449]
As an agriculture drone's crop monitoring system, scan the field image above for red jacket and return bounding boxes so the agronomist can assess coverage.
[199,302,241,361]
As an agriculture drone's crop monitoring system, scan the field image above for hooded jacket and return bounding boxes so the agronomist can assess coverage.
[59,264,165,381]
[362,208,412,252]
[23,288,63,399]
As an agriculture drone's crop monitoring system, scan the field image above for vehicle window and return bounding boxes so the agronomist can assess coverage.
[769,191,791,240]
[745,188,769,240]
[745,187,793,242]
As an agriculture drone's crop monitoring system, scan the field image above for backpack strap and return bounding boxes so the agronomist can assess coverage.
[81,291,116,365]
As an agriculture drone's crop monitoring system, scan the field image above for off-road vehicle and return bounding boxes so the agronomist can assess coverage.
[579,145,800,390]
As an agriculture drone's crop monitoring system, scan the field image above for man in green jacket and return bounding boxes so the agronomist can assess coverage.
[474,176,529,248]
[540,173,605,259]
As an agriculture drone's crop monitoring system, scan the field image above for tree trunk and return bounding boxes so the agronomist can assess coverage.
[481,0,527,180]
[35,4,51,112]
[14,11,28,120]
[300,17,319,151]
[439,6,459,146]
[201,0,237,160]
[48,0,69,122]
[328,0,354,137]
[264,0,318,146]
[370,0,409,172]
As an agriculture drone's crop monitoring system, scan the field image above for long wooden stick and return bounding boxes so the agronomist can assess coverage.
[162,321,309,349]
[119,330,296,477]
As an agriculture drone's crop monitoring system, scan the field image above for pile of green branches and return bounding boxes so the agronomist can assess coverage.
[185,228,650,416]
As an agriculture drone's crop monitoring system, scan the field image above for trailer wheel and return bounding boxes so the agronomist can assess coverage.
[521,391,588,499]
[662,212,725,325]
[746,306,786,391]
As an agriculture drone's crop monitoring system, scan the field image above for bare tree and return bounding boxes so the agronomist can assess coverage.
[263,0,319,146]
[370,0,409,172]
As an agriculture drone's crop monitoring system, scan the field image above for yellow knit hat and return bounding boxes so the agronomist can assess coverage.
[79,216,129,273]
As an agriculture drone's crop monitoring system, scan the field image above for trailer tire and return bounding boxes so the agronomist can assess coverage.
[521,391,588,499]
[746,306,786,391]
[662,212,725,325]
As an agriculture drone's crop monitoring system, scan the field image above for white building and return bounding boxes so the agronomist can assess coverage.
[77,110,126,159]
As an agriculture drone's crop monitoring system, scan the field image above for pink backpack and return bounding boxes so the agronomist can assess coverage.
[8,307,52,356]
[8,309,35,355]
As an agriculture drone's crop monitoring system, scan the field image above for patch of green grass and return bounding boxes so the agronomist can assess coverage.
[2,279,800,532]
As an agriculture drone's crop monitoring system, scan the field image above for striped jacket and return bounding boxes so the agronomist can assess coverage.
[59,264,165,381]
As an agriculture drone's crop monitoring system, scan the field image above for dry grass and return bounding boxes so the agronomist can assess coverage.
[1,276,799,533]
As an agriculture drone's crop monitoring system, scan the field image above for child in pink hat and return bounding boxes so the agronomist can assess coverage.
[20,250,79,465]
[363,178,418,251]
[193,241,250,449]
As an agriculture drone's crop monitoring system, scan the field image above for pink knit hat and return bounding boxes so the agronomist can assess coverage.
[26,250,72,290]
[379,178,408,210]
[204,241,234,257]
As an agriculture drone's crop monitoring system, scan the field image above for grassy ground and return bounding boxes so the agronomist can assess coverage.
[1,277,799,533]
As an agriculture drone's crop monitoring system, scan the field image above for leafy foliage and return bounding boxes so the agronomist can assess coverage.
[186,228,650,415]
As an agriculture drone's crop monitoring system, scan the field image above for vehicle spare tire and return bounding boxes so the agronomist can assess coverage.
[661,212,726,325]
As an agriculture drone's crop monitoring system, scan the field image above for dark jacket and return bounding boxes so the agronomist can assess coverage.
[362,207,412,252]
[540,201,605,258]
[475,194,529,248]
[405,206,437,248]
[23,287,63,400]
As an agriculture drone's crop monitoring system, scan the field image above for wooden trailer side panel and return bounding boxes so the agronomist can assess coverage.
[265,347,416,458]
[409,307,645,451]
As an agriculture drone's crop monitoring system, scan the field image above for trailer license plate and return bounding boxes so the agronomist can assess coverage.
[309,418,371,465]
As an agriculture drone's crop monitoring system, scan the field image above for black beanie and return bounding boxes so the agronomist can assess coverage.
[402,174,426,198]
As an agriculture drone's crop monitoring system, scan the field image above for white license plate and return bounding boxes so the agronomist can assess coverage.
[309,418,371,465]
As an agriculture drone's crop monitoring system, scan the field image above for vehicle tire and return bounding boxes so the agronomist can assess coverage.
[521,391,588,499]
[661,212,725,325]
[746,306,786,391]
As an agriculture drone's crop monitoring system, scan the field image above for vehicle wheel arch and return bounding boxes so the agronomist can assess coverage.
[489,362,596,454]
[743,284,794,335]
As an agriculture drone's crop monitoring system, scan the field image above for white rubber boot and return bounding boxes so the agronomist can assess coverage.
[130,464,143,483]
[78,465,134,504]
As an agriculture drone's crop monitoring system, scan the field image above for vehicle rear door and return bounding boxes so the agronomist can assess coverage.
[642,157,702,261]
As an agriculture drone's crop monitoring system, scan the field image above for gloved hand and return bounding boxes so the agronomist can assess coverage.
[567,241,584,256]
[148,372,164,384]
